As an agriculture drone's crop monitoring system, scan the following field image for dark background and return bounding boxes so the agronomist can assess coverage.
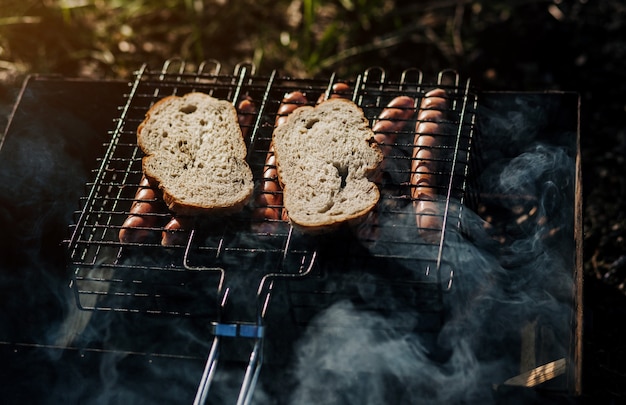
[1,0,624,402]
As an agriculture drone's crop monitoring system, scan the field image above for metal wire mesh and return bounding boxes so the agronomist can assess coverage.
[65,59,478,320]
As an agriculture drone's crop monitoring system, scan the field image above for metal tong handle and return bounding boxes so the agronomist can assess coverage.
[192,331,264,405]
[237,338,264,405]
[189,228,318,404]
[193,336,221,405]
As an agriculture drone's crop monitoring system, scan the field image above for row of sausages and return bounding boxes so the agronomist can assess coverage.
[118,85,453,245]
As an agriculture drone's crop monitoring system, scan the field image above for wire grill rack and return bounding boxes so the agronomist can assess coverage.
[65,59,478,404]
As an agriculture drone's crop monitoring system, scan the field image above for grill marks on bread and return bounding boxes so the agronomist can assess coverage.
[137,92,254,216]
[272,98,383,231]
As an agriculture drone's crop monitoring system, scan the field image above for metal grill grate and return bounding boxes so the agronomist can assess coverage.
[66,60,477,319]
[65,59,478,404]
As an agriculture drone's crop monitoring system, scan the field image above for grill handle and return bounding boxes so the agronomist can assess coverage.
[193,336,220,405]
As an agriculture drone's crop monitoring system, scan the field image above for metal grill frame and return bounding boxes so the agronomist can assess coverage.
[64,59,478,404]
[66,59,477,313]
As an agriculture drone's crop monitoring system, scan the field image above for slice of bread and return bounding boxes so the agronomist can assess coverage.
[272,98,383,232]
[137,92,254,216]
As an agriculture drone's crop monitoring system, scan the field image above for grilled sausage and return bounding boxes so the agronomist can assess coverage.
[316,82,352,104]
[372,96,416,180]
[252,91,308,232]
[237,96,257,142]
[411,88,449,242]
[356,96,417,241]
[414,200,443,236]
[118,176,163,243]
[417,88,448,121]
[161,216,195,246]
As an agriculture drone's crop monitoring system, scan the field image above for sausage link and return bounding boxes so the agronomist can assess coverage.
[410,89,450,200]
[276,91,308,127]
[372,96,416,180]
[417,88,448,120]
[329,82,351,99]
[161,216,195,246]
[237,96,257,142]
[119,176,163,243]
[254,85,351,232]
[414,200,443,233]
[317,82,352,104]
[268,91,308,217]
[252,91,308,232]
[373,96,415,142]
[119,215,158,244]
[412,89,450,242]
[357,96,416,241]
[411,121,441,200]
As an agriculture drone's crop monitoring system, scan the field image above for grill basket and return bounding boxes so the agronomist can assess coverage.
[65,59,479,404]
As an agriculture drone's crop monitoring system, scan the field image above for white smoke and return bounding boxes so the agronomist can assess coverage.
[284,113,576,403]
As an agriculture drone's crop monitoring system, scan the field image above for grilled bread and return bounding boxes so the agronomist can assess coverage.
[137,92,254,216]
[272,98,383,232]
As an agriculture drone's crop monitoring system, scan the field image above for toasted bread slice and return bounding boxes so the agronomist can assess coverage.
[272,98,382,232]
[137,92,253,216]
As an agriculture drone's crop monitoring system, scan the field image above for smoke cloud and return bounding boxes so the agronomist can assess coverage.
[283,96,577,404]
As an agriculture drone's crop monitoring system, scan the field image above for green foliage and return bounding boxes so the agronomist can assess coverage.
[0,0,609,86]
[0,0,452,77]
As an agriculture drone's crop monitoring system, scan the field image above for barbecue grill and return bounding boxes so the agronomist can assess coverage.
[0,59,582,404]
